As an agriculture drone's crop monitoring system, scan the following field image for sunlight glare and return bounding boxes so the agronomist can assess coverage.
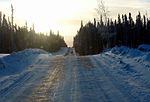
[12,0,83,33]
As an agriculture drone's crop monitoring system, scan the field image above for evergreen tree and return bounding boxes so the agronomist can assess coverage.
[0,11,67,53]
[74,12,150,55]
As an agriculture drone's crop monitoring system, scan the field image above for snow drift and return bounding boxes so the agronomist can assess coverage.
[109,45,150,68]
[0,49,48,76]
[138,44,150,51]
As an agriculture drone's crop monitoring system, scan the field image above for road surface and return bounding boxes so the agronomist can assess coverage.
[0,48,150,102]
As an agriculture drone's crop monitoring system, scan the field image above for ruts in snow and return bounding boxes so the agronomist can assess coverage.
[0,47,150,102]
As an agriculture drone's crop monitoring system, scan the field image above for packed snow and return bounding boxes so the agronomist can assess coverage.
[0,46,150,102]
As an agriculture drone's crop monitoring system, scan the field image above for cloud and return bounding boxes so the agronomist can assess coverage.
[143,0,150,2]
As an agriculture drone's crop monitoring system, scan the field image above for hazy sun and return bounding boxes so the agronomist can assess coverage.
[11,0,80,33]
[10,0,96,46]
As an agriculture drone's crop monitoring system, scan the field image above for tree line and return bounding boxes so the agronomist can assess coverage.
[0,11,67,53]
[73,12,150,55]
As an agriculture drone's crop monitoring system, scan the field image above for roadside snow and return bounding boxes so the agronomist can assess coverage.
[110,45,150,68]
[0,54,9,58]
[0,49,49,76]
[110,46,142,57]
[87,45,150,101]
[0,46,150,102]
[138,44,150,51]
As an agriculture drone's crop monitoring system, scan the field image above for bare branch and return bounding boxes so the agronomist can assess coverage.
[95,0,109,24]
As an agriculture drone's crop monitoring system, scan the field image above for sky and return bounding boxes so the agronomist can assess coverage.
[0,0,150,47]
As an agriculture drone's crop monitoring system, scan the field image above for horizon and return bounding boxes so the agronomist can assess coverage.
[0,0,150,47]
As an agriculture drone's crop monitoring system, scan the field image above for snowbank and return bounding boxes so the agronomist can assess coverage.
[0,54,9,58]
[0,49,49,76]
[109,45,150,68]
[138,44,150,51]
[142,53,150,61]
[110,46,143,57]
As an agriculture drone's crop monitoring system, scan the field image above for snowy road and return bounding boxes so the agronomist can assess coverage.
[0,48,150,102]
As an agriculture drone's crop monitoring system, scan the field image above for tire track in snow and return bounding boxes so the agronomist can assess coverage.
[0,56,50,102]
[56,56,79,102]
[77,56,108,102]
[103,53,150,87]
[100,53,150,101]
[54,56,107,102]
[90,56,129,102]
[0,71,33,102]
[26,56,65,102]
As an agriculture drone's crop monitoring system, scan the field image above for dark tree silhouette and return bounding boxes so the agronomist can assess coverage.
[74,12,150,55]
[0,11,67,53]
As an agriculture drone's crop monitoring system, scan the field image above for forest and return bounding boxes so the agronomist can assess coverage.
[0,11,67,53]
[73,12,150,55]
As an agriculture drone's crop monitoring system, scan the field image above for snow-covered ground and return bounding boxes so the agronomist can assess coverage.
[0,49,49,76]
[90,46,150,101]
[138,44,150,51]
[0,46,150,102]
[0,54,9,58]
[52,47,69,56]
